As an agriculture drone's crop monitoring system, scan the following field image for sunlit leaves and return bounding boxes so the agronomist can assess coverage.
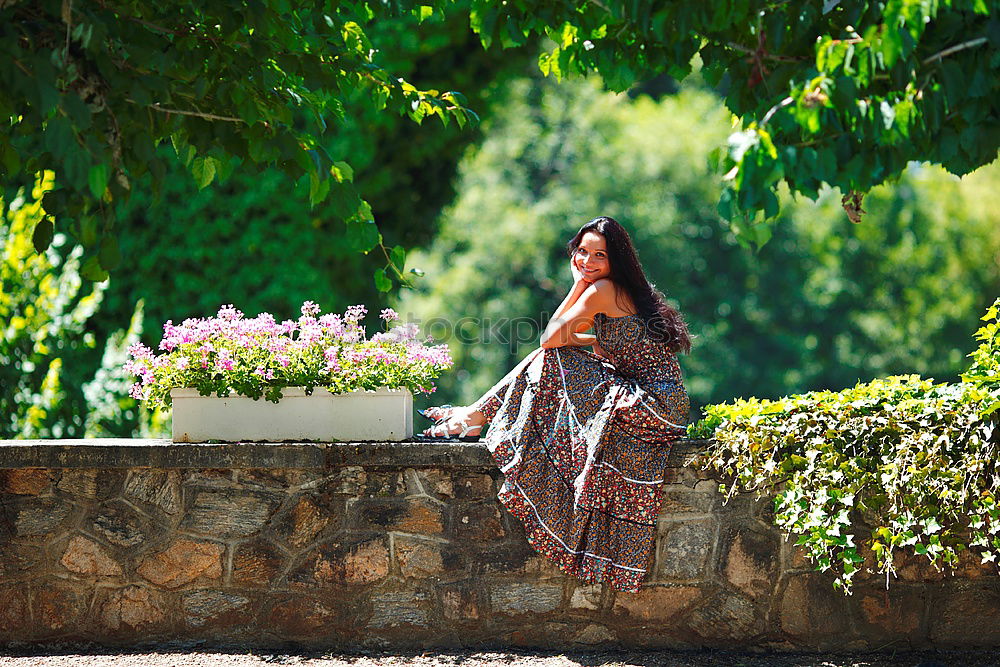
[466,0,999,249]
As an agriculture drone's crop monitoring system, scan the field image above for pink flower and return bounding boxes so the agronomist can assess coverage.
[301,301,321,317]
[380,308,399,321]
[218,304,243,321]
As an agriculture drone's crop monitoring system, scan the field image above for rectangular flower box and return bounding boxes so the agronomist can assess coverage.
[170,386,413,443]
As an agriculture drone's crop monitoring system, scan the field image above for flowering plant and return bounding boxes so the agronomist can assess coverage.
[125,302,452,408]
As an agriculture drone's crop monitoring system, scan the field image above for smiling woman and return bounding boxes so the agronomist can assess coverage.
[420,215,692,592]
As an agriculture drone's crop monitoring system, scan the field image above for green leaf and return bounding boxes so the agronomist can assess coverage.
[374,267,392,292]
[331,161,354,182]
[88,163,109,199]
[32,218,54,253]
[390,244,405,270]
[191,157,216,189]
[44,116,75,158]
[98,235,121,271]
[80,255,109,281]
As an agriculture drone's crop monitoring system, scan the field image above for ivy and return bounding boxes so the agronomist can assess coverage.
[689,298,1000,594]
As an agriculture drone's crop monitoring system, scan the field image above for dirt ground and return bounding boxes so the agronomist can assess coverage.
[0,646,997,667]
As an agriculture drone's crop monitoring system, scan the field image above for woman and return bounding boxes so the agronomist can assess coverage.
[421,216,691,593]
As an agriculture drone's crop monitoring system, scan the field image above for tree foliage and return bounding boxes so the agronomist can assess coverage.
[0,174,104,438]
[1,1,477,281]
[467,0,1000,246]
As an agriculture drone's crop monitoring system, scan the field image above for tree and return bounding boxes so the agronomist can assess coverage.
[1,1,477,283]
[466,0,1000,246]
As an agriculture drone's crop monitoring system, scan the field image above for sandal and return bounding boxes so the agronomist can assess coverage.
[417,404,454,423]
[415,418,482,442]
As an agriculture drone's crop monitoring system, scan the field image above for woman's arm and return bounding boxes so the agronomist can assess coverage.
[540,281,614,348]
[550,278,589,323]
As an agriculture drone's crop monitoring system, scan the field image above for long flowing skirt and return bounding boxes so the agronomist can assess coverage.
[471,346,689,592]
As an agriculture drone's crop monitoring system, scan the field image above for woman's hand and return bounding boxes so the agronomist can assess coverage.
[570,257,594,288]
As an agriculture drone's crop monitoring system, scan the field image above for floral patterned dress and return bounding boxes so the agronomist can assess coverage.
[471,312,690,592]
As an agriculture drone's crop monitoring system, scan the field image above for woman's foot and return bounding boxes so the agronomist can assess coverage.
[421,405,455,422]
[419,406,486,438]
[420,419,483,439]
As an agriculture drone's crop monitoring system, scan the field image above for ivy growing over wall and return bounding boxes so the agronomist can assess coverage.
[691,298,1000,594]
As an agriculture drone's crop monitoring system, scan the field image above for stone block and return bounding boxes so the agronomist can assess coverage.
[368,590,431,628]
[233,539,286,588]
[655,520,716,580]
[659,489,717,514]
[779,573,849,639]
[720,526,780,599]
[182,469,234,487]
[12,497,74,536]
[361,471,405,498]
[395,536,447,578]
[182,589,252,629]
[419,470,458,499]
[238,468,308,489]
[472,540,536,576]
[893,548,948,583]
[320,466,366,497]
[687,591,762,640]
[440,581,482,621]
[57,469,121,499]
[452,473,495,500]
[289,535,389,588]
[182,488,281,539]
[272,495,333,549]
[572,624,616,645]
[850,583,926,639]
[569,584,602,611]
[137,538,224,589]
[0,536,44,580]
[60,535,123,577]
[355,498,445,535]
[266,596,342,637]
[123,469,181,515]
[97,585,168,632]
[0,588,29,638]
[613,585,702,622]
[928,581,1000,645]
[954,547,1000,579]
[0,469,52,495]
[32,581,84,632]
[452,502,504,541]
[490,582,562,615]
[90,500,152,549]
[662,467,702,488]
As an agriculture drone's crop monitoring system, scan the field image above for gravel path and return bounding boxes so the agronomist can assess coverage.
[0,646,997,667]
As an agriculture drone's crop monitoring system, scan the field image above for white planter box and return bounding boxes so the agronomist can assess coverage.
[170,386,413,443]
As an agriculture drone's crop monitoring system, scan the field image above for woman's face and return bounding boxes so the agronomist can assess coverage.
[573,231,611,281]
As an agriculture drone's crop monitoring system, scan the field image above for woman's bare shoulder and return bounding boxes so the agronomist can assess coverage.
[591,279,637,317]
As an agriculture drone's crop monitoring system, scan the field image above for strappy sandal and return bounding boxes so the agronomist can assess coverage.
[417,404,454,423]
[415,419,482,442]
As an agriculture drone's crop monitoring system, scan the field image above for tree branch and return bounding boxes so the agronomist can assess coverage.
[922,37,988,65]
[132,101,244,123]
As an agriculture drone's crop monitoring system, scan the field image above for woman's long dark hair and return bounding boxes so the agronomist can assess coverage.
[567,216,691,354]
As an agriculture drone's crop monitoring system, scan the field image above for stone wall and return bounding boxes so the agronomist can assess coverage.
[0,439,997,651]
